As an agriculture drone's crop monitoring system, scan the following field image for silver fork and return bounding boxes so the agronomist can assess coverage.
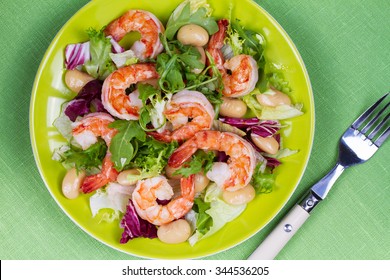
[248,93,390,260]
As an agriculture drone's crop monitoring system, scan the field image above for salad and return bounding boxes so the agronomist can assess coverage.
[53,0,303,246]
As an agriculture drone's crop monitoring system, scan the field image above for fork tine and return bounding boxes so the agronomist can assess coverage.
[374,126,390,147]
[352,93,389,129]
[361,102,390,134]
[367,112,390,139]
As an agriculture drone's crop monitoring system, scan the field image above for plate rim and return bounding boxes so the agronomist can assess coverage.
[29,0,315,259]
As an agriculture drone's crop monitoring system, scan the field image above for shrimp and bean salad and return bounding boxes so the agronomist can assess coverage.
[54,0,303,246]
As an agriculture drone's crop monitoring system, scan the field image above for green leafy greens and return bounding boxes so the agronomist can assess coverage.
[165,0,218,40]
[251,163,275,194]
[127,138,179,182]
[54,139,108,172]
[192,198,213,235]
[84,27,116,79]
[174,150,215,177]
[108,120,146,171]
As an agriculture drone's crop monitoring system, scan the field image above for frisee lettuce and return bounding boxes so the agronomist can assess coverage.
[124,138,179,182]
[251,163,275,194]
[53,138,107,172]
[84,27,116,79]
[137,83,171,132]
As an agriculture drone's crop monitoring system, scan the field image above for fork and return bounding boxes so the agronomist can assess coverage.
[248,93,390,260]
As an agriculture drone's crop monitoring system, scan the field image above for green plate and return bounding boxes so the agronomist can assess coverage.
[30,0,314,259]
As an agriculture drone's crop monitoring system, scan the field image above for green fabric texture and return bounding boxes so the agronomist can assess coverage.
[0,0,389,260]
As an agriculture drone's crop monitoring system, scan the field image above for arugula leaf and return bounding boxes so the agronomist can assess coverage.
[230,21,265,70]
[84,27,116,79]
[174,150,215,177]
[157,53,186,93]
[251,163,275,194]
[178,53,205,70]
[165,1,218,40]
[108,120,146,171]
[192,198,213,235]
[55,139,107,171]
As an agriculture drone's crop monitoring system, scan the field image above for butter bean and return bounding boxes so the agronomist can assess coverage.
[62,167,86,199]
[219,97,248,118]
[64,69,94,93]
[165,165,183,180]
[194,172,209,193]
[157,219,191,244]
[222,184,256,205]
[256,90,291,107]
[251,134,279,155]
[117,169,140,186]
[177,24,209,47]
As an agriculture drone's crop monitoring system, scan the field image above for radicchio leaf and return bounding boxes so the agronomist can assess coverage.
[64,79,105,121]
[120,200,157,244]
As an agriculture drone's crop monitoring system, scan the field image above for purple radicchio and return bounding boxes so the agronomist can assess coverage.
[65,36,124,70]
[120,200,158,244]
[64,79,106,121]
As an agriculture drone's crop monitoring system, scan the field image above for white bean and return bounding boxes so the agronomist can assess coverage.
[64,69,94,93]
[219,97,248,118]
[256,91,291,107]
[194,172,209,193]
[222,184,256,205]
[116,169,140,186]
[165,165,183,180]
[177,24,209,47]
[62,168,86,199]
[250,134,279,155]
[157,219,191,244]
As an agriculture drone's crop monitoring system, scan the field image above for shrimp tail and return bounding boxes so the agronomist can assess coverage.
[167,139,198,168]
[207,19,229,72]
[81,155,119,193]
[81,174,111,194]
[147,131,173,143]
[180,175,195,198]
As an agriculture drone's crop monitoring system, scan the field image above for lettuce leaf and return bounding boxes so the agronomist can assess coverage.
[89,182,133,218]
[53,138,107,172]
[187,183,246,246]
[251,164,275,195]
[165,0,218,40]
[243,90,303,120]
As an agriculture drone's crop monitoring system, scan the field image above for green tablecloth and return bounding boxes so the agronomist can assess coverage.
[1,0,389,260]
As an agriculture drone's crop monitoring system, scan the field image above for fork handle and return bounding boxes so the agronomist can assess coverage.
[247,204,310,260]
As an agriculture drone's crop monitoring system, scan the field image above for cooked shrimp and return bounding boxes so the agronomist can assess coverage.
[71,112,118,193]
[102,63,159,120]
[168,131,256,191]
[132,175,195,226]
[148,90,215,142]
[207,19,259,97]
[104,10,164,59]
